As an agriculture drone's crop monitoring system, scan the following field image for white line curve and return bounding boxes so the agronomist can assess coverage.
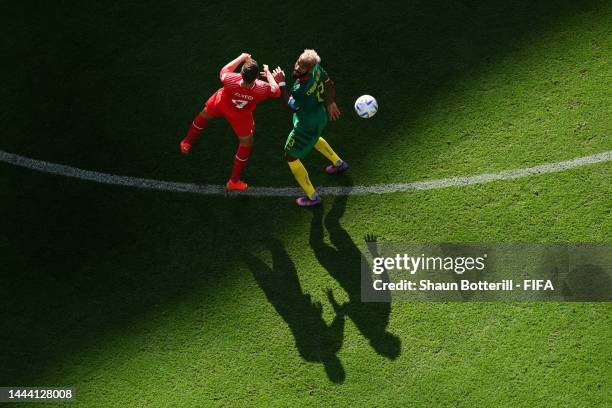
[1,150,611,197]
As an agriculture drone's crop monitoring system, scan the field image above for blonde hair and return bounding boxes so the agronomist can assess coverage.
[298,49,321,69]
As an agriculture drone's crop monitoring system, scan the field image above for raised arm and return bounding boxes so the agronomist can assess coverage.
[261,64,279,94]
[364,233,379,257]
[324,78,341,121]
[272,67,296,113]
[220,53,251,80]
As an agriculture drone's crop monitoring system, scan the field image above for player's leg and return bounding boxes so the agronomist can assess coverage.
[287,154,320,207]
[314,136,349,174]
[226,114,255,192]
[181,94,220,154]
[181,109,212,154]
[285,129,321,207]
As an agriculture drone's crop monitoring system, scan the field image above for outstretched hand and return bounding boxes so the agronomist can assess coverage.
[365,233,378,243]
[272,67,286,84]
[260,64,270,78]
[365,233,379,256]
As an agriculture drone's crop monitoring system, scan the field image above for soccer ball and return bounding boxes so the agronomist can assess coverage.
[354,95,378,118]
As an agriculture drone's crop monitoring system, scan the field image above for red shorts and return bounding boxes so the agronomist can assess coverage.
[204,92,255,138]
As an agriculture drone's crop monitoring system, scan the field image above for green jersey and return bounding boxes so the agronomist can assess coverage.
[284,64,330,159]
[289,64,329,131]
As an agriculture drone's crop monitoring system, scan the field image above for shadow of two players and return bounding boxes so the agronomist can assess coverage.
[309,191,401,362]
[244,236,346,383]
[244,181,401,383]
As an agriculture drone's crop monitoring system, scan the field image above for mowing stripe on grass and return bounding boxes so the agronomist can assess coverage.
[1,150,611,197]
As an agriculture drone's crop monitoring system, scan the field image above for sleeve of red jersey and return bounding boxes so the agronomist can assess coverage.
[220,71,240,84]
[268,82,281,98]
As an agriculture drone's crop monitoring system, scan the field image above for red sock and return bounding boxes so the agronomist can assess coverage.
[230,145,253,182]
[183,112,208,145]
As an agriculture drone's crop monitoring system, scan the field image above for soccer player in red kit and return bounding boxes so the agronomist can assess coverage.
[181,53,281,192]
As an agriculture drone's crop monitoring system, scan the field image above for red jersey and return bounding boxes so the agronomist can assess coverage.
[212,71,280,115]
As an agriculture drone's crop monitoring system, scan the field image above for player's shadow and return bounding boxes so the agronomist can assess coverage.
[244,237,346,383]
[310,177,401,360]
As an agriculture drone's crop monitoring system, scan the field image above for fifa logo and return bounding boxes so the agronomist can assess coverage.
[523,280,554,290]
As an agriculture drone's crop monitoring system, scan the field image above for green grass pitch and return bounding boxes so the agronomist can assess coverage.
[1,0,611,406]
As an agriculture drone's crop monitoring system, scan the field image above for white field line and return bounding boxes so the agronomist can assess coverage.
[1,150,611,197]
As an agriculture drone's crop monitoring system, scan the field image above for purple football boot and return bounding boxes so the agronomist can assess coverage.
[296,194,322,208]
[325,160,350,175]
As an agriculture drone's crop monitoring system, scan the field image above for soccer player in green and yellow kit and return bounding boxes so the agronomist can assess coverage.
[272,49,349,207]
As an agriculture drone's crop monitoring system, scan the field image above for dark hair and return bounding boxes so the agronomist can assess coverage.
[241,58,259,83]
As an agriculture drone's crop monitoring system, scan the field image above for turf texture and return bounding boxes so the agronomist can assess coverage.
[1,0,610,406]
